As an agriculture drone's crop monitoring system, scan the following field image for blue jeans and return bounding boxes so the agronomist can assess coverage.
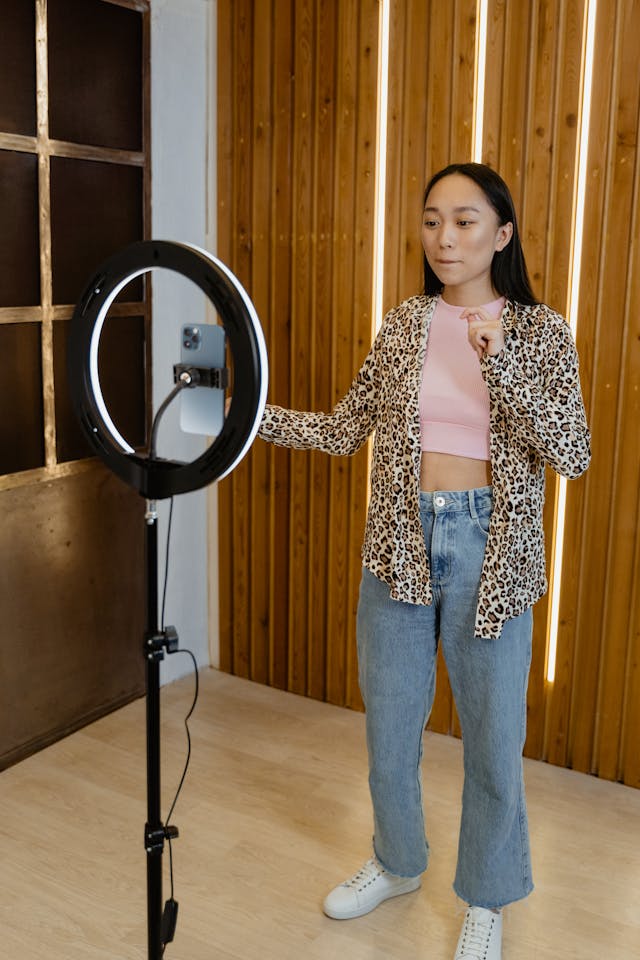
[356,487,533,909]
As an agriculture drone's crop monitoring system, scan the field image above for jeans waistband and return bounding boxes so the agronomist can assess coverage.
[419,486,493,518]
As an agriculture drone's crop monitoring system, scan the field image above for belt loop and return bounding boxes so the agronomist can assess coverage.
[468,489,478,519]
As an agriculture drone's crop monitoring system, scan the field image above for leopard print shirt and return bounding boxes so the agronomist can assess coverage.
[258,295,591,639]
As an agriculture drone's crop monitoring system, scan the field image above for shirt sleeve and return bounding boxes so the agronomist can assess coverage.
[481,315,591,479]
[257,321,384,456]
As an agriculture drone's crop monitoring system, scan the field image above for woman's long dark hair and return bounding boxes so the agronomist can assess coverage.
[422,162,538,305]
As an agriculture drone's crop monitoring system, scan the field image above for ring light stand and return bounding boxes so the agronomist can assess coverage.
[68,240,268,958]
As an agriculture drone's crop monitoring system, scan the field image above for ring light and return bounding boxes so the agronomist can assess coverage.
[68,240,268,499]
[67,239,270,957]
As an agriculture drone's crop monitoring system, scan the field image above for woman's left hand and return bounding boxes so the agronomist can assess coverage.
[460,306,505,360]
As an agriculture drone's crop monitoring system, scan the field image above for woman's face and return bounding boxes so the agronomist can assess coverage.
[421,173,513,303]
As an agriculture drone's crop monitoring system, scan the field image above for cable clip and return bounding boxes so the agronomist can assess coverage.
[144,823,180,853]
[144,625,179,661]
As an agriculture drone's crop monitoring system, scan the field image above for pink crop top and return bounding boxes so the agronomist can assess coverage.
[419,295,505,460]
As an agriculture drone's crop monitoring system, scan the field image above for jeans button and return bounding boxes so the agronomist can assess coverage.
[435,495,445,507]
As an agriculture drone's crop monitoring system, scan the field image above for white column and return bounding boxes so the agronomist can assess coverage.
[150,0,216,683]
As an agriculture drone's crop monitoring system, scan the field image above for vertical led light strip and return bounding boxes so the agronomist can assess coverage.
[472,0,489,162]
[545,0,598,684]
[372,0,391,334]
[366,0,391,512]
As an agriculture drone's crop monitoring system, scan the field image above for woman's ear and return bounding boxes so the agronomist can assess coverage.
[495,221,513,252]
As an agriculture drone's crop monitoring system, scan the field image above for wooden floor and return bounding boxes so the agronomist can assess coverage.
[1,668,639,960]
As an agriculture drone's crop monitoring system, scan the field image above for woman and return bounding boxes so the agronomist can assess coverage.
[258,163,590,960]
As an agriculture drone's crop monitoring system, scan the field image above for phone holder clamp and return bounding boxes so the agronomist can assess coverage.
[172,363,229,390]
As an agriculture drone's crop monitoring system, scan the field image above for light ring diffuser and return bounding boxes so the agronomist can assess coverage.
[68,240,268,499]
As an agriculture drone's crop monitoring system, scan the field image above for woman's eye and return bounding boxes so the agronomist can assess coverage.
[423,220,438,227]
[458,220,473,227]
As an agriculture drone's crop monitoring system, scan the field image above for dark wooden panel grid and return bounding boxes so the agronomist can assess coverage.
[0,0,151,769]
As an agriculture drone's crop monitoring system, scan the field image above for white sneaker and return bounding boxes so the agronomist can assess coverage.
[454,905,502,959]
[323,857,421,920]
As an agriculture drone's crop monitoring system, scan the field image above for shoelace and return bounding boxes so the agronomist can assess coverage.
[342,858,385,891]
[457,909,496,959]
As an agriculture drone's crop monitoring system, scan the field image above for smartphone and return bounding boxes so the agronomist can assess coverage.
[179,323,226,437]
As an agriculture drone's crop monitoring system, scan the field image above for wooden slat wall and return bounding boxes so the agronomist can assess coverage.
[479,0,587,762]
[0,0,150,769]
[217,0,640,786]
[543,0,640,787]
[475,0,640,786]
[217,0,379,708]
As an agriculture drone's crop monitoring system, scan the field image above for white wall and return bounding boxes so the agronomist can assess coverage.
[150,0,217,683]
